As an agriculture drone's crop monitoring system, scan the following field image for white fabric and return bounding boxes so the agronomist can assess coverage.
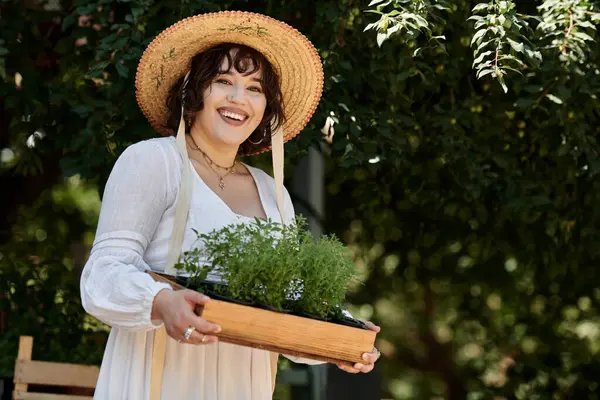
[164,107,192,275]
[81,137,322,400]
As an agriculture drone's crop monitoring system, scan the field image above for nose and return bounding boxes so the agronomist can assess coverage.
[227,83,246,104]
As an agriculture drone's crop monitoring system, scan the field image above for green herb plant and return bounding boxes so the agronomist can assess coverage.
[175,217,357,320]
[297,232,357,320]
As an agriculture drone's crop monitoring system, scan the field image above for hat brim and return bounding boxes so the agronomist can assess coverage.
[135,11,324,156]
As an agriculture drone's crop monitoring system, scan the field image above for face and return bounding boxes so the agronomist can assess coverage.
[192,49,267,149]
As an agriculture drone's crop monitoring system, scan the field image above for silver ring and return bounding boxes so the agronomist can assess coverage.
[183,326,196,341]
[201,334,207,343]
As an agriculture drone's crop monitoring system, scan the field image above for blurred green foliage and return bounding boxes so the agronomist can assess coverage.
[0,177,107,375]
[2,0,600,399]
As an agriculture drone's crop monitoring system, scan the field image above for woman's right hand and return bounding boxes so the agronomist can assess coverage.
[151,289,221,345]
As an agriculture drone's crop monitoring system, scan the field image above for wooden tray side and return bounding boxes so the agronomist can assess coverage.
[201,299,375,364]
[148,272,375,365]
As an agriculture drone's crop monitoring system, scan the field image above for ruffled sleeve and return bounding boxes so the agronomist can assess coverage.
[80,139,175,331]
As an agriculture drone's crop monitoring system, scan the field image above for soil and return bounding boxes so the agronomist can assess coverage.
[174,275,367,330]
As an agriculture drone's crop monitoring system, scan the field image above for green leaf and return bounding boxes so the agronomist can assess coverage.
[467,15,483,22]
[471,29,488,46]
[364,22,378,32]
[546,94,563,104]
[377,32,389,47]
[576,21,596,30]
[514,97,535,109]
[115,62,129,78]
[472,3,490,13]
[498,74,508,93]
[477,68,495,78]
[502,66,524,75]
[572,31,594,42]
[525,48,542,62]
[61,13,77,31]
[507,37,524,53]
[476,39,494,53]
[473,50,493,65]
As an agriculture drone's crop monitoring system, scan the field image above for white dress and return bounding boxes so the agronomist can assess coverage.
[80,136,322,400]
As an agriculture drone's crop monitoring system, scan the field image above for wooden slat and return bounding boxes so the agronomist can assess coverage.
[14,336,33,393]
[14,392,93,400]
[14,360,99,388]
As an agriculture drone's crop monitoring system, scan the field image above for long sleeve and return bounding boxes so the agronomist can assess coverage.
[80,139,176,331]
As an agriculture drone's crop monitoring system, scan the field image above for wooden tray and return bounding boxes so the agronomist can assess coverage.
[149,272,376,365]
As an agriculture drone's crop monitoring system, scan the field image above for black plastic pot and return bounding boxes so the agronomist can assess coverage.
[336,316,367,330]
[254,302,293,313]
[207,291,255,307]
[176,276,366,329]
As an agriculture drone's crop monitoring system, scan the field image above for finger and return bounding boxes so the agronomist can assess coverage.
[354,362,374,373]
[362,352,378,363]
[183,290,211,306]
[189,314,222,335]
[184,330,219,345]
[336,363,360,374]
[364,321,381,333]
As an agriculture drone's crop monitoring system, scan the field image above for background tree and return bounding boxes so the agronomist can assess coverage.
[2,0,600,398]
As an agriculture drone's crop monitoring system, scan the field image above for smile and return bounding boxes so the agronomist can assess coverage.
[218,109,248,121]
[217,108,249,127]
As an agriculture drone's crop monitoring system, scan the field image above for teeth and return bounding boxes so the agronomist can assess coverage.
[220,110,246,121]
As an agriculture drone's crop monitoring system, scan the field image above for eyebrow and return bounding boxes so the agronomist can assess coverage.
[220,71,263,84]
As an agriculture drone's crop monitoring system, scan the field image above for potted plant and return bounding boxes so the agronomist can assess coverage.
[151,217,376,365]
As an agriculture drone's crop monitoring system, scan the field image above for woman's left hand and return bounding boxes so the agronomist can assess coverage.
[336,321,381,374]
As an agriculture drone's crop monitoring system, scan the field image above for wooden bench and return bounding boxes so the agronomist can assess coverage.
[13,336,100,400]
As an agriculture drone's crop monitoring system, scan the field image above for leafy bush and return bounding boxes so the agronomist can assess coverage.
[296,233,356,319]
[0,179,108,376]
[176,217,357,320]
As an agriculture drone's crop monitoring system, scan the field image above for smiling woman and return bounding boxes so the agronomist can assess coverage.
[79,11,380,400]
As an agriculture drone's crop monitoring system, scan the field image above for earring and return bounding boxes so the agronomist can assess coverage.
[248,135,264,145]
[248,129,268,145]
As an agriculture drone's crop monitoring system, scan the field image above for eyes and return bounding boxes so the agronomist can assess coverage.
[215,78,263,94]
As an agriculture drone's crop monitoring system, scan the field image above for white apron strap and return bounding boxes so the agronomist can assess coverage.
[271,126,285,224]
[150,106,190,400]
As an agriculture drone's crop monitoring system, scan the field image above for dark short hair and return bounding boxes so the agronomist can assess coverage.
[165,43,285,155]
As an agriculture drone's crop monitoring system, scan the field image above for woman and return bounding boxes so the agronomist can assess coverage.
[80,11,380,400]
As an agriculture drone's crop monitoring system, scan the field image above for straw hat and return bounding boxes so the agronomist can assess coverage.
[134,11,324,226]
[135,10,324,154]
